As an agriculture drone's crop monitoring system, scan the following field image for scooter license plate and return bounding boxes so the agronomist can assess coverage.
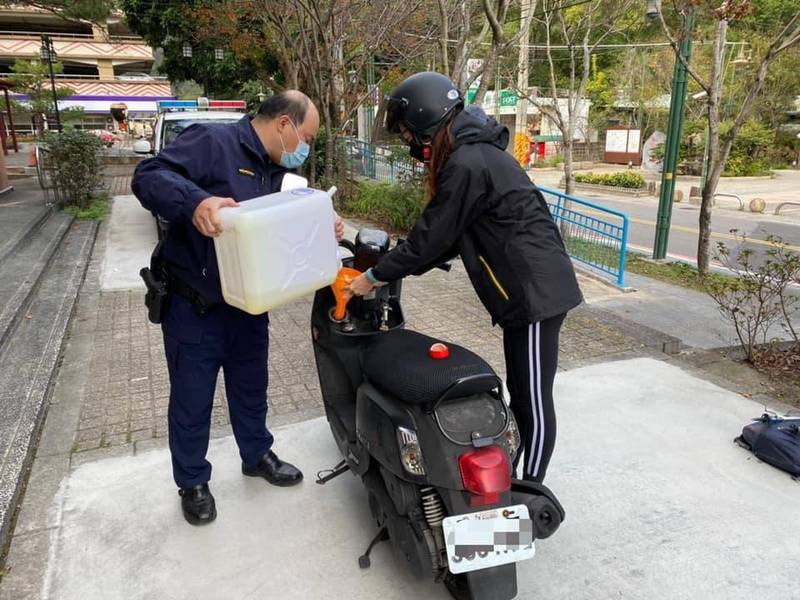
[442,504,535,574]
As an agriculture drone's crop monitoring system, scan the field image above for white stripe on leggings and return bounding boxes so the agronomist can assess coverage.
[532,321,545,478]
[526,322,543,477]
[525,324,538,474]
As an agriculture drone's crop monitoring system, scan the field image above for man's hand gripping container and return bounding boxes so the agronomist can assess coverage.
[214,187,339,315]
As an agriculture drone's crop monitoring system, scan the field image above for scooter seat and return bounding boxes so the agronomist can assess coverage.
[360,329,498,406]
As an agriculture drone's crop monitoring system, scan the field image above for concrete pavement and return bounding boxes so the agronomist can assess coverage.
[587,272,791,350]
[2,177,795,599]
[100,194,155,291]
[32,358,800,600]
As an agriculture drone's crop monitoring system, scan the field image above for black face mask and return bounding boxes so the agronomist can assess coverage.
[409,140,431,163]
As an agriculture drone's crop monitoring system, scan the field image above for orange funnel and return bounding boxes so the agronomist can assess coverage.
[331,267,361,321]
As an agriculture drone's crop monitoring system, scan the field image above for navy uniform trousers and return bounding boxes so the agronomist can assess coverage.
[163,294,272,488]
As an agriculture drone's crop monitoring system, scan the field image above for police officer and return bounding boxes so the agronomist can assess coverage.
[133,91,344,525]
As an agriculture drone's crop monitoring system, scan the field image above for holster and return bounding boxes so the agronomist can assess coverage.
[140,242,171,324]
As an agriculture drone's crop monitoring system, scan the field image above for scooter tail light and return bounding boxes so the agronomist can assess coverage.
[397,426,426,476]
[459,445,511,507]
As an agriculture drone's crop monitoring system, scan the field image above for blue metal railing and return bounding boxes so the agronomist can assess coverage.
[338,137,424,183]
[539,186,630,287]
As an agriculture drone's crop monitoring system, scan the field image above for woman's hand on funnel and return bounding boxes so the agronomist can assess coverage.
[347,273,384,297]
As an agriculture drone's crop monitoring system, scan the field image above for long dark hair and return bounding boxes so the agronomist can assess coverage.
[425,113,458,199]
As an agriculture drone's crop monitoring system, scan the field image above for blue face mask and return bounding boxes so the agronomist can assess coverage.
[279,120,310,169]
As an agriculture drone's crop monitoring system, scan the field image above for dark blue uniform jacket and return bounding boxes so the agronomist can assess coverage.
[132,115,288,304]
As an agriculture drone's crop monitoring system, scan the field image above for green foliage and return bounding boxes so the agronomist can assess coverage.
[574,171,646,189]
[42,128,105,209]
[534,154,564,168]
[120,0,275,97]
[240,80,272,113]
[63,197,110,221]
[553,240,738,294]
[7,59,74,116]
[561,236,621,272]
[723,156,772,177]
[339,175,426,233]
[721,119,776,175]
[726,119,774,157]
[172,80,204,100]
[0,1,110,22]
[627,254,737,293]
[585,71,614,107]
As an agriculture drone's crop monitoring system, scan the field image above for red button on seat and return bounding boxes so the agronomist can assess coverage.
[429,343,449,360]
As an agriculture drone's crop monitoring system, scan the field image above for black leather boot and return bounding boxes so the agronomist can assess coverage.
[242,451,303,487]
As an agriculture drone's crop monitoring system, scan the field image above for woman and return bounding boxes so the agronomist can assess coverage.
[348,72,583,483]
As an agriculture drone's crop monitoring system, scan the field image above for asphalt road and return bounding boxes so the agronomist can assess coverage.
[532,168,800,270]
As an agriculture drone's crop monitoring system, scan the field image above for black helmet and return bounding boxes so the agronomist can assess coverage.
[385,72,463,140]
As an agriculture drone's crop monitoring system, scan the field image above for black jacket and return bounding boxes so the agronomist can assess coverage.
[372,106,582,327]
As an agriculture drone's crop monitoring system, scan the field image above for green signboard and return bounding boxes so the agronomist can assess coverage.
[466,88,519,107]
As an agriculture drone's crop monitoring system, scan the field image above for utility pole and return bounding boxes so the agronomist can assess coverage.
[653,9,694,259]
[514,0,536,166]
[40,35,61,132]
[365,56,376,178]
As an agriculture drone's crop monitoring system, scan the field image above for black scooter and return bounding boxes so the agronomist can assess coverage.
[312,229,565,600]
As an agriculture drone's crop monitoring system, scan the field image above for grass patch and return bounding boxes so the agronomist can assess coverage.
[564,236,738,292]
[564,236,621,269]
[63,197,110,221]
[626,254,737,292]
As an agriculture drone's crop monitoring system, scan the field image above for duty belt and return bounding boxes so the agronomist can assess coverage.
[169,274,218,315]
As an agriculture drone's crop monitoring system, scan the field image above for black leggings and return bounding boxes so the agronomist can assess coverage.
[502,313,566,483]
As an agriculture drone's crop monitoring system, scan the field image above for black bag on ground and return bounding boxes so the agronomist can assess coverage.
[735,414,800,478]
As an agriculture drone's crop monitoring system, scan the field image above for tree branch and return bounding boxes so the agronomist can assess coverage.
[656,7,710,94]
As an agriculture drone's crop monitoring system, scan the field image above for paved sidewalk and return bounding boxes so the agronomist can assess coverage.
[0,193,680,598]
[590,271,792,350]
[14,359,800,600]
[63,196,675,459]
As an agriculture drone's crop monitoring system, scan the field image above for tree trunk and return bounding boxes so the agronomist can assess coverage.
[472,47,496,106]
[436,0,450,78]
[697,19,728,277]
[563,138,574,195]
[371,99,387,144]
[475,0,509,106]
[698,117,725,276]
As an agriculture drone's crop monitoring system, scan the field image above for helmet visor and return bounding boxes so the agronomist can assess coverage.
[384,96,407,135]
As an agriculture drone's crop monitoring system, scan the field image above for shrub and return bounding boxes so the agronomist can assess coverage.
[546,154,564,167]
[339,173,426,232]
[723,155,771,177]
[41,127,105,208]
[705,232,799,362]
[574,171,646,189]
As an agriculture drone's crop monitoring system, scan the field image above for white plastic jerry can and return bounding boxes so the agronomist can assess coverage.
[214,187,339,315]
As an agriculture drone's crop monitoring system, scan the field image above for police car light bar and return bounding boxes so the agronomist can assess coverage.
[157,100,198,112]
[209,100,247,110]
[157,99,247,113]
